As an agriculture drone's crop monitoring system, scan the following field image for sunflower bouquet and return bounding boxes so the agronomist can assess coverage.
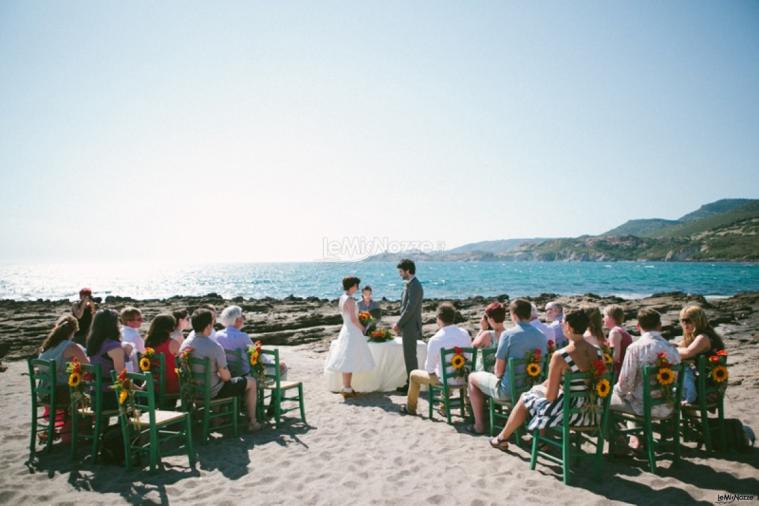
[708,349,728,387]
[139,347,156,373]
[67,357,91,410]
[176,347,195,404]
[368,327,394,343]
[450,347,469,378]
[248,340,266,383]
[524,348,543,385]
[111,369,140,425]
[584,357,610,424]
[600,344,614,369]
[654,352,676,402]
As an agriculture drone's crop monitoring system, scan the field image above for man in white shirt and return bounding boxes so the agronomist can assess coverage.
[529,303,555,342]
[545,301,567,347]
[120,306,145,372]
[400,303,471,416]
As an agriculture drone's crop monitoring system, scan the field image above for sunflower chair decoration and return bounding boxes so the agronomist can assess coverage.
[584,357,611,423]
[248,340,266,384]
[450,347,469,378]
[111,369,140,426]
[654,352,676,402]
[709,349,728,386]
[176,347,195,408]
[139,347,156,373]
[600,344,614,369]
[524,348,543,386]
[67,357,92,410]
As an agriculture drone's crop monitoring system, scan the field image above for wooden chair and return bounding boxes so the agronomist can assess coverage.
[256,349,305,428]
[488,355,549,442]
[112,370,195,472]
[137,352,180,409]
[609,363,684,474]
[176,356,239,443]
[681,355,727,452]
[428,347,478,424]
[69,362,119,463]
[27,358,61,459]
[530,370,613,485]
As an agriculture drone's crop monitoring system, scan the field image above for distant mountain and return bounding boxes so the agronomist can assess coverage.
[362,198,759,262]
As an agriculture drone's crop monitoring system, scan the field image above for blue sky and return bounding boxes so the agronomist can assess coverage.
[1,1,757,263]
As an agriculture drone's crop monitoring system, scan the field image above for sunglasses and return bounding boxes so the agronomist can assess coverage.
[680,318,691,324]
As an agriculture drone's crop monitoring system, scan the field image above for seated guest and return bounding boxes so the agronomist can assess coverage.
[399,303,471,415]
[611,308,681,419]
[185,304,220,343]
[145,313,180,396]
[545,301,567,347]
[676,304,726,404]
[472,302,507,349]
[216,305,287,378]
[87,309,133,410]
[357,285,382,321]
[120,306,145,372]
[170,308,190,346]
[38,315,90,402]
[582,306,607,348]
[467,299,548,434]
[489,309,602,450]
[179,308,262,431]
[71,287,97,346]
[603,304,633,378]
[529,303,555,342]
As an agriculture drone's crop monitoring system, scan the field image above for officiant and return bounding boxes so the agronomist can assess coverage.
[357,285,382,321]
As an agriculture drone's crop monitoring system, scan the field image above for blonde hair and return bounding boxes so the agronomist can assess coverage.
[604,304,625,326]
[680,304,725,350]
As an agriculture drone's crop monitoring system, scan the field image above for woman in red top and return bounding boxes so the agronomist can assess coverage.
[603,304,632,378]
[145,313,180,395]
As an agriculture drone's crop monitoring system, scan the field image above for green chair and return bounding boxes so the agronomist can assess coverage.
[256,349,305,428]
[429,347,478,424]
[225,349,246,378]
[137,352,180,409]
[27,358,61,459]
[609,363,684,474]
[530,370,613,485]
[111,370,195,472]
[488,355,549,442]
[177,356,239,443]
[69,362,119,463]
[681,355,727,452]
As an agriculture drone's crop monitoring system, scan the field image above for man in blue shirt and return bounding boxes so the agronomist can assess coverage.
[467,299,548,434]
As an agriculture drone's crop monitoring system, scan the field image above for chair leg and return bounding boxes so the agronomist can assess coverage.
[92,415,102,463]
[46,406,56,454]
[444,390,452,425]
[562,428,571,485]
[298,384,306,424]
[428,388,434,420]
[672,416,681,463]
[232,398,239,437]
[70,410,78,461]
[185,415,195,467]
[29,402,38,458]
[701,406,712,452]
[644,420,656,474]
[274,390,282,429]
[718,403,727,454]
[202,410,210,444]
[594,428,605,481]
[530,430,539,470]
[488,400,495,436]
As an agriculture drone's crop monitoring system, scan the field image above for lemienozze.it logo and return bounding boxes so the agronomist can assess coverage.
[716,493,756,504]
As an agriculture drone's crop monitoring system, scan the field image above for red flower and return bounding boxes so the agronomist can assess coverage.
[453,347,463,356]
[716,349,728,357]
[117,369,127,381]
[83,373,94,382]
[709,355,720,363]
[592,359,606,376]
[534,348,542,356]
[657,352,667,359]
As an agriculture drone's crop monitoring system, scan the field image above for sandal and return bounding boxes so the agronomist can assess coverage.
[465,424,485,435]
[490,436,510,451]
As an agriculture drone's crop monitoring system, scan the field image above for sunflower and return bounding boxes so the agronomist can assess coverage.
[118,390,128,405]
[451,354,466,369]
[595,378,611,398]
[144,347,155,356]
[526,363,542,378]
[68,372,81,388]
[603,353,614,367]
[711,365,728,383]
[139,357,152,372]
[656,367,675,385]
[250,352,259,366]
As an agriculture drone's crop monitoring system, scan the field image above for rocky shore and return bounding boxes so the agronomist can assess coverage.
[2,291,758,362]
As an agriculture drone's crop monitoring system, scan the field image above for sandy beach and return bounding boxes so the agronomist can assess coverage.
[1,292,758,505]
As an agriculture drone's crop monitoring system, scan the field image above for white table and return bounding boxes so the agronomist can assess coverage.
[325,337,427,393]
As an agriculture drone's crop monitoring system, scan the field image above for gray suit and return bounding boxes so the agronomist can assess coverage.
[398,276,423,376]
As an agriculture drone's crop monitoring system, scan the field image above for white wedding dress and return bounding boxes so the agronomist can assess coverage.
[325,293,376,373]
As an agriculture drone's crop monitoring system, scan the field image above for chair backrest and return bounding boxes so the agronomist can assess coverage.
[28,358,56,405]
[642,362,685,417]
[177,357,211,408]
[507,356,549,404]
[225,348,246,377]
[137,351,167,396]
[110,370,157,424]
[258,349,281,389]
[561,370,614,429]
[439,347,477,387]
[695,354,727,405]
[79,362,108,411]
[478,347,497,373]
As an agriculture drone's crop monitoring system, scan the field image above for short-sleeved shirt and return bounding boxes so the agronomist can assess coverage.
[180,333,228,398]
[550,318,568,347]
[121,326,145,373]
[89,339,123,391]
[496,322,548,392]
[216,326,253,375]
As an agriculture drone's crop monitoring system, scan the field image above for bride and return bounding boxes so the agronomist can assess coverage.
[325,276,376,398]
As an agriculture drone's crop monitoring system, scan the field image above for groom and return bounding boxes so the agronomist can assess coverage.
[392,258,424,394]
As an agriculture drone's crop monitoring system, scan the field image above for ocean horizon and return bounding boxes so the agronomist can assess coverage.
[1,260,757,302]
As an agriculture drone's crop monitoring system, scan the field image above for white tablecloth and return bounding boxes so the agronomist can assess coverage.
[325,337,427,393]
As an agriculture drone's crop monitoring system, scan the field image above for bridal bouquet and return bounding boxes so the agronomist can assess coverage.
[368,327,394,343]
[358,311,377,335]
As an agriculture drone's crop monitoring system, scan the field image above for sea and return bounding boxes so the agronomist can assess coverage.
[0,261,757,302]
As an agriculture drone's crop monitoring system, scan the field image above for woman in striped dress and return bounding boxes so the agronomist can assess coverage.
[490,308,602,450]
